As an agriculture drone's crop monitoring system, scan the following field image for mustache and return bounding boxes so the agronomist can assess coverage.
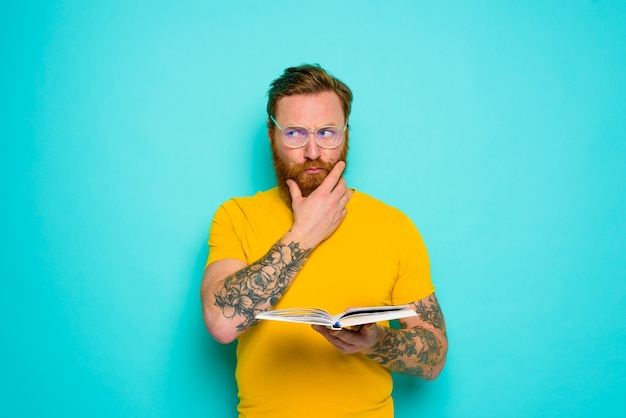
[289,160,334,177]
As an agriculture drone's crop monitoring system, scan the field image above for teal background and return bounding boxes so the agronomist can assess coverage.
[2,0,625,417]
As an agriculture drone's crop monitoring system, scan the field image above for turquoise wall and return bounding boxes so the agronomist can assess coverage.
[2,1,625,416]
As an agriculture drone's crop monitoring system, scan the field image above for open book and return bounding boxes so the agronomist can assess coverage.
[255,304,417,330]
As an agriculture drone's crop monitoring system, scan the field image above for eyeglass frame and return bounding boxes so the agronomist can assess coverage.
[269,115,348,149]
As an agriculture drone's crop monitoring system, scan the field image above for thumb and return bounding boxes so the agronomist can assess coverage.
[286,179,302,202]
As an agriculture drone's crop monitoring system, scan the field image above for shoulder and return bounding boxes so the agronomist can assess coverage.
[351,190,412,224]
[220,188,283,212]
[214,188,292,228]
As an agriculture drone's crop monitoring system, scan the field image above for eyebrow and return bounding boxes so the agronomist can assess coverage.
[279,120,344,128]
[271,115,346,129]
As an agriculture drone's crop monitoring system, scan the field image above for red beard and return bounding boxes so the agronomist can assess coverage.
[271,140,348,207]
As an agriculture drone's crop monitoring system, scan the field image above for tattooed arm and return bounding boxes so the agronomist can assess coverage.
[364,294,448,379]
[312,293,448,379]
[201,162,350,344]
[200,237,312,343]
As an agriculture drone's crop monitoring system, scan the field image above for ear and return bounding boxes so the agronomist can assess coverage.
[267,119,273,142]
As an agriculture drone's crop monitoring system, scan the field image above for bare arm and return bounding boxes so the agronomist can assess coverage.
[313,293,448,380]
[201,162,349,343]
[201,238,312,343]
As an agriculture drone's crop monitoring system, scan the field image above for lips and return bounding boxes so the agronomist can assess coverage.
[305,167,325,175]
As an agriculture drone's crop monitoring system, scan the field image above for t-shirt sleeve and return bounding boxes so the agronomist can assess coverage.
[391,215,435,305]
[205,201,247,267]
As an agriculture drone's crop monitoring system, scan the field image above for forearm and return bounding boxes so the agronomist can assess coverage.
[202,237,312,343]
[363,326,447,379]
[363,295,448,379]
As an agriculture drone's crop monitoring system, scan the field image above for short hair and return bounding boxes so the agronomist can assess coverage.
[266,64,353,127]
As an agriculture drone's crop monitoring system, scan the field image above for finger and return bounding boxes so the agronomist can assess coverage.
[286,178,302,202]
[329,331,365,353]
[330,340,354,353]
[329,160,346,181]
[330,328,363,345]
[312,325,325,334]
[333,177,347,196]
[313,326,362,353]
[314,325,351,342]
[313,326,344,346]
[312,325,334,337]
[317,161,346,192]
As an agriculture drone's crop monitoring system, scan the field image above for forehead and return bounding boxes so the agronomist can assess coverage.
[275,91,345,125]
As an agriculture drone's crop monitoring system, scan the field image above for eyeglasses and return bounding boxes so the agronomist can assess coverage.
[270,115,347,149]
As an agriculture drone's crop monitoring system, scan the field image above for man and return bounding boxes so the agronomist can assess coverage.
[201,64,447,418]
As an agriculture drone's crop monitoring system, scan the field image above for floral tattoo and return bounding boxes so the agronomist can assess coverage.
[365,294,447,378]
[214,241,311,332]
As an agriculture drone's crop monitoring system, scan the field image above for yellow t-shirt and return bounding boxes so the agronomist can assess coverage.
[207,188,434,418]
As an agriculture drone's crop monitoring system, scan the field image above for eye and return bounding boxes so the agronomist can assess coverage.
[284,127,308,139]
[318,128,338,138]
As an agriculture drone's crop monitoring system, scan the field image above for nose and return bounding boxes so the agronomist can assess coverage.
[303,132,321,160]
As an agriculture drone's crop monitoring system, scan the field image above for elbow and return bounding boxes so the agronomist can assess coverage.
[426,340,448,380]
[425,358,447,380]
[204,315,237,344]
[202,311,239,344]
[200,290,239,344]
[209,329,238,345]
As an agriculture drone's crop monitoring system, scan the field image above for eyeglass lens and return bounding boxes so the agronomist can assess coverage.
[282,126,343,149]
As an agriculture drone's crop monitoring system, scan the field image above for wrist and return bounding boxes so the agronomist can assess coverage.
[281,227,318,251]
[362,324,387,354]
